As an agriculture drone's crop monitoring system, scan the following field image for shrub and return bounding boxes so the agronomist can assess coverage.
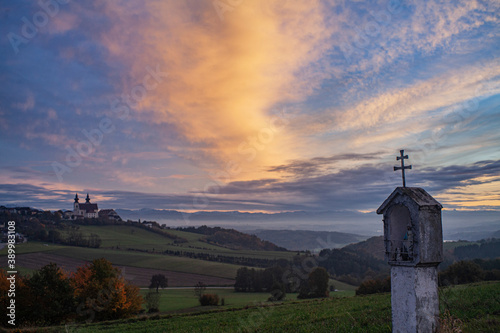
[145,291,160,313]
[439,261,484,286]
[268,281,286,302]
[356,277,391,295]
[199,293,219,306]
[298,267,330,299]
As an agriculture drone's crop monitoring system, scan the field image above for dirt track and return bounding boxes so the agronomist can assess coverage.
[16,252,234,287]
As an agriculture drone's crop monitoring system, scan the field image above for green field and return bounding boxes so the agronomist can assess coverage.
[43,282,500,333]
[43,244,243,279]
[139,287,355,313]
[139,288,286,312]
[0,241,66,255]
[73,225,296,261]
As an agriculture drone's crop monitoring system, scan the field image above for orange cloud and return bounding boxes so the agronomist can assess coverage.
[98,0,332,181]
[436,176,500,210]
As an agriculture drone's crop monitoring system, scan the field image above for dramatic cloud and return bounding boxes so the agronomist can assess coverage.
[267,152,384,177]
[92,0,335,176]
[0,0,499,227]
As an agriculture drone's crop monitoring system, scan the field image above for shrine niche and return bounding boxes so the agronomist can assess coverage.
[377,187,443,266]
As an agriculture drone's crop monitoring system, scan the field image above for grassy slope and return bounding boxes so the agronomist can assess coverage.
[0,242,241,279]
[47,246,242,279]
[0,225,295,280]
[76,225,295,260]
[51,282,499,333]
[0,242,66,255]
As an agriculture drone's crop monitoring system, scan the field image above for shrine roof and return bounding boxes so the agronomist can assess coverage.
[376,187,442,214]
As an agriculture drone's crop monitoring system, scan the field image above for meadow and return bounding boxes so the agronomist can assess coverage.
[138,288,356,313]
[75,225,296,261]
[38,282,499,333]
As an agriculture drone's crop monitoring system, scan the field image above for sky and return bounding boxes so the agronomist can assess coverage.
[0,1,499,227]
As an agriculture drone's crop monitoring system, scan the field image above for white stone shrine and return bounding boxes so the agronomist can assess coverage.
[377,152,443,332]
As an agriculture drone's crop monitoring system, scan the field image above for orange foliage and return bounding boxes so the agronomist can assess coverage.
[70,258,142,321]
[0,269,31,327]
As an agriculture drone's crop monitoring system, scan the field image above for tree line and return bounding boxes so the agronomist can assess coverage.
[177,226,287,251]
[453,239,500,260]
[234,263,330,300]
[439,258,500,286]
[318,248,389,286]
[356,258,500,295]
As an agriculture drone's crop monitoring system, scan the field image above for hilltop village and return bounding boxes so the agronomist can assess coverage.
[1,193,121,222]
[0,194,161,245]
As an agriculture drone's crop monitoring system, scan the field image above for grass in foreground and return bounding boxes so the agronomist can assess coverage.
[35,282,499,333]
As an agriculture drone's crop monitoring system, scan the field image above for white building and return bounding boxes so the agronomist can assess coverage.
[73,193,99,218]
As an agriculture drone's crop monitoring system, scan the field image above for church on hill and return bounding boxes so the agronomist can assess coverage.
[73,193,99,218]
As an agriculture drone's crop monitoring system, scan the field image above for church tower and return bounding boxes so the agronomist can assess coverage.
[74,193,80,215]
[72,192,98,219]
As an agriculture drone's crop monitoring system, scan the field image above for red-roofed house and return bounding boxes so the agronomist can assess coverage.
[98,209,122,221]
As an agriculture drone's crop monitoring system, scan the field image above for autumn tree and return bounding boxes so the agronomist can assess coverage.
[0,269,13,327]
[149,274,168,293]
[0,269,31,327]
[27,263,75,325]
[71,258,142,321]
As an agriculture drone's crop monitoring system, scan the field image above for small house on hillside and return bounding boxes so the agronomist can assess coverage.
[98,209,122,222]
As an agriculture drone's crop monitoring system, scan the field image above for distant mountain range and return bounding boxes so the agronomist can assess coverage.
[115,208,383,235]
[115,208,500,241]
[116,208,353,222]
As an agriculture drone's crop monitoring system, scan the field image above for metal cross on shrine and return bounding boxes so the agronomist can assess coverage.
[394,149,412,187]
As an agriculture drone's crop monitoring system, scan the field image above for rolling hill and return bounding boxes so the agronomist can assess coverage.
[251,229,368,251]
